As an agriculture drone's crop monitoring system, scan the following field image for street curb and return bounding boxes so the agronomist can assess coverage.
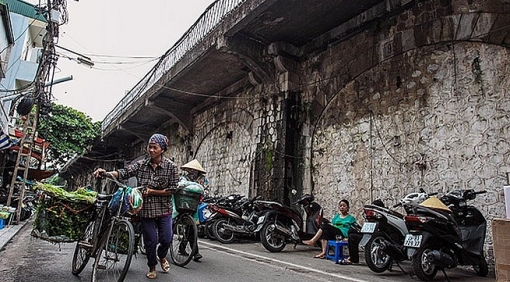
[0,217,31,251]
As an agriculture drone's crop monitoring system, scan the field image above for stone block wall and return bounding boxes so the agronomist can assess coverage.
[302,0,510,265]
[179,85,283,198]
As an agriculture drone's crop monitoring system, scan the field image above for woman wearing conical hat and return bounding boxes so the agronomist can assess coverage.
[181,159,206,184]
[180,159,208,261]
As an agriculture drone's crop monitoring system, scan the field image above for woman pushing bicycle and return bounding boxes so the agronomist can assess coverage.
[93,133,179,280]
[179,159,208,261]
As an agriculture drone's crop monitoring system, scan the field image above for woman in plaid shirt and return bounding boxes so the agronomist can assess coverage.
[94,133,178,279]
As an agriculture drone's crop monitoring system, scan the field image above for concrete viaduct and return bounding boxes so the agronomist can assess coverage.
[61,0,510,266]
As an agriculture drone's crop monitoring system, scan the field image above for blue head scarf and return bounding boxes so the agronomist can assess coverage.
[148,133,168,151]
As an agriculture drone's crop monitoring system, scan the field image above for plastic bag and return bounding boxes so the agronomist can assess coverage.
[129,188,143,214]
[178,180,204,194]
[109,187,143,215]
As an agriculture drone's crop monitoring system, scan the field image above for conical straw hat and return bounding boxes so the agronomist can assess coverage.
[181,159,206,173]
[419,196,451,211]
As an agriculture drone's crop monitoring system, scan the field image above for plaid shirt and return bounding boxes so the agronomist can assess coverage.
[117,156,178,218]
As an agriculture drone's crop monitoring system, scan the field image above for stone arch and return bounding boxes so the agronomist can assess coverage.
[190,108,256,197]
[309,41,510,222]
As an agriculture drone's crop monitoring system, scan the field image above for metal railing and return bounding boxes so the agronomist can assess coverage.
[102,0,248,131]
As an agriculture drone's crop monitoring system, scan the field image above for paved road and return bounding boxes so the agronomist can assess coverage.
[0,220,497,281]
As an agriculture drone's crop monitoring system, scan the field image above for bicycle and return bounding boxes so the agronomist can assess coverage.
[169,189,201,267]
[71,173,138,282]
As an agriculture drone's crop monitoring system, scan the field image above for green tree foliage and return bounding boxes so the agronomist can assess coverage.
[38,103,100,169]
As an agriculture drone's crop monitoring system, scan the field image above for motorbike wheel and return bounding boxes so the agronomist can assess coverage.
[198,224,206,238]
[205,221,216,240]
[412,245,438,281]
[212,218,236,244]
[473,255,489,277]
[364,233,393,273]
[260,220,286,252]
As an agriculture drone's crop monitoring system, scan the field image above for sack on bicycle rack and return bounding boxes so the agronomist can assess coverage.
[31,185,97,243]
[108,187,143,216]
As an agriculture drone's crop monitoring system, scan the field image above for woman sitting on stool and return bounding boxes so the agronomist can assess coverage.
[303,199,357,259]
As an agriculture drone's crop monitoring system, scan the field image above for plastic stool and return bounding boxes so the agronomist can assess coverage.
[325,240,349,263]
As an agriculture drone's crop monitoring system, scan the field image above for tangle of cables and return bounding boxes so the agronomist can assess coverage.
[15,0,69,117]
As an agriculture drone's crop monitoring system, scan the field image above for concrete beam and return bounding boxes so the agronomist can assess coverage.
[216,34,272,84]
[145,100,192,134]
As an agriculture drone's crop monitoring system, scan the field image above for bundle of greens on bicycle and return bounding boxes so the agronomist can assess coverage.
[31,183,98,243]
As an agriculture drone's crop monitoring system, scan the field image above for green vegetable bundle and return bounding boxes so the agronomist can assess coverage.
[33,183,97,204]
[31,183,97,243]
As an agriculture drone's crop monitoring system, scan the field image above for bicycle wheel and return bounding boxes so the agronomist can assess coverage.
[72,221,95,275]
[91,219,135,282]
[169,214,198,267]
[136,232,146,255]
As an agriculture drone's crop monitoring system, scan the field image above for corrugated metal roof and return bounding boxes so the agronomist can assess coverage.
[1,0,46,22]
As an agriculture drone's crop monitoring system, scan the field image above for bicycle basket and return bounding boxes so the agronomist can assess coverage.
[173,190,201,214]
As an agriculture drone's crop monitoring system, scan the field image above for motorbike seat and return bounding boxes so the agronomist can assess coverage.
[365,204,405,219]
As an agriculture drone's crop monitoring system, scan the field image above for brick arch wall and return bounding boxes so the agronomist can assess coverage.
[191,107,258,197]
[297,3,510,265]
[309,42,510,265]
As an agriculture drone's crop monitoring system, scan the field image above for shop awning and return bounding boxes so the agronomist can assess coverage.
[16,168,57,181]
[0,130,14,151]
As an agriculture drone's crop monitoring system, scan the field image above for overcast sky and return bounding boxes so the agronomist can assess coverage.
[35,0,216,121]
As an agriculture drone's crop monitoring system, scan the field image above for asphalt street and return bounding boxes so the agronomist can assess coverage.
[0,218,497,282]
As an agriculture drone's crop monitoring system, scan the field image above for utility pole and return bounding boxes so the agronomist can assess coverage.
[6,0,69,224]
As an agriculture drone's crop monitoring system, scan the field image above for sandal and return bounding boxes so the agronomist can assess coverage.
[313,253,326,259]
[339,258,352,265]
[157,257,170,273]
[146,269,157,279]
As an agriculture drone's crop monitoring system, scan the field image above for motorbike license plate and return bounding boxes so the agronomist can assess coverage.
[403,234,422,248]
[361,222,377,233]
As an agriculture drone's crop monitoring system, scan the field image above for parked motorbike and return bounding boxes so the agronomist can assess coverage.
[196,201,213,238]
[205,194,245,241]
[210,195,262,244]
[359,189,436,273]
[256,194,323,252]
[404,189,488,281]
[10,193,37,221]
[1,177,39,222]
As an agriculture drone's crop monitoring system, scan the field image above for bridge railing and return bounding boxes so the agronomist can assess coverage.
[102,0,247,131]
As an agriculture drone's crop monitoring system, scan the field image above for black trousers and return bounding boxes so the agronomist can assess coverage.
[347,231,362,263]
[320,222,344,240]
